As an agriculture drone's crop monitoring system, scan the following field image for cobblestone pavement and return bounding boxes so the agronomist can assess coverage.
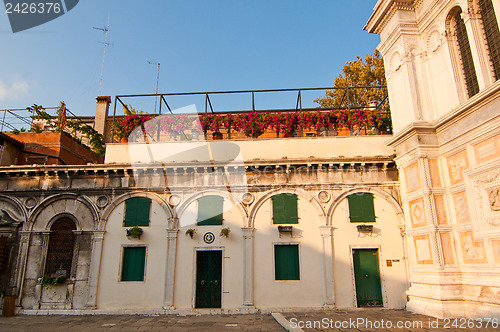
[0,313,282,332]
[283,308,495,331]
[0,309,497,332]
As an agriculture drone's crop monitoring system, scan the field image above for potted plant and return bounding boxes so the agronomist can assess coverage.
[126,226,143,239]
[220,227,231,238]
[185,228,196,238]
[41,270,68,289]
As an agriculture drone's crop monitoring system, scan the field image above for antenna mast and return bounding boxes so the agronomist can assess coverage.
[94,17,111,96]
[148,61,161,114]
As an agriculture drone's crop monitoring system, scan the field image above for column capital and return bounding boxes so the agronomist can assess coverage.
[92,230,105,240]
[241,227,255,239]
[167,229,179,238]
[319,226,334,237]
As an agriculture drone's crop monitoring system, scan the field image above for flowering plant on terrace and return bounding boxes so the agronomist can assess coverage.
[200,114,223,132]
[113,115,153,140]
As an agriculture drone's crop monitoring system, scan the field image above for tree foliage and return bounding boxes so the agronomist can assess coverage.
[314,50,388,110]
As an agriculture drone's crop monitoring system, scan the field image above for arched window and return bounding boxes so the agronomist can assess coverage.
[452,7,480,97]
[478,0,500,79]
[44,218,76,277]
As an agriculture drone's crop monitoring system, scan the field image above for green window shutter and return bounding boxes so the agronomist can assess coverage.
[272,193,298,224]
[121,247,146,281]
[275,244,299,280]
[348,193,376,223]
[197,195,223,225]
[124,197,151,227]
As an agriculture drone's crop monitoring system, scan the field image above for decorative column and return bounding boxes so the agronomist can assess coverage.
[163,229,178,310]
[34,231,51,309]
[319,226,335,307]
[241,227,254,307]
[14,231,31,307]
[67,230,83,309]
[419,157,444,267]
[85,230,104,308]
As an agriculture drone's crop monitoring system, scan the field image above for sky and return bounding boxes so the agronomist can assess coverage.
[0,0,380,127]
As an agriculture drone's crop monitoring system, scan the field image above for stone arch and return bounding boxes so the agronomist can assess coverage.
[99,191,173,230]
[445,5,469,36]
[26,193,98,232]
[0,194,27,223]
[248,187,326,228]
[326,187,404,227]
[45,212,79,231]
[175,190,248,229]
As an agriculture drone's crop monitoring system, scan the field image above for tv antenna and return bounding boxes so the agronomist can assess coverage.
[94,16,112,95]
[148,61,160,113]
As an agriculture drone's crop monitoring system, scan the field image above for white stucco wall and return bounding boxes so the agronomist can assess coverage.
[332,194,407,309]
[96,198,171,310]
[252,193,325,310]
[104,136,395,164]
[174,193,245,310]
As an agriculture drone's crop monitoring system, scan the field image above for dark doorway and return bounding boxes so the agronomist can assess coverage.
[195,250,222,308]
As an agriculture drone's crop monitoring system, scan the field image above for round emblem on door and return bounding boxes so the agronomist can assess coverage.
[203,232,215,244]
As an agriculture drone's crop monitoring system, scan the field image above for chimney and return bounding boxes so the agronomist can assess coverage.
[94,96,111,141]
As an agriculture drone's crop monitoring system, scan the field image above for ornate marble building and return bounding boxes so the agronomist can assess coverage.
[366,0,500,318]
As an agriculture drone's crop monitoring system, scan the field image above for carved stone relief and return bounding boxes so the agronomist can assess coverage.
[464,160,500,238]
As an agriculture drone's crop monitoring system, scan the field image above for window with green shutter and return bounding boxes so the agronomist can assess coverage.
[197,195,223,225]
[348,193,376,223]
[272,193,298,224]
[124,197,151,227]
[274,244,300,280]
[121,247,146,282]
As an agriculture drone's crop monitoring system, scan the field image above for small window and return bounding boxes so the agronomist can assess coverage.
[274,244,300,280]
[272,193,298,224]
[348,193,376,223]
[124,197,151,227]
[121,247,146,281]
[197,195,223,225]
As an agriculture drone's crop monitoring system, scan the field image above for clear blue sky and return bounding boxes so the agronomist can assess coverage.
[1,0,380,122]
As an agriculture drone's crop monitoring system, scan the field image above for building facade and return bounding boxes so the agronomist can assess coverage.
[366,0,500,318]
[0,136,407,314]
[1,0,499,319]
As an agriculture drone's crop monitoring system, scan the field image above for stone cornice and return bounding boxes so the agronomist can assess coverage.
[365,0,416,35]
[0,155,396,176]
[434,80,500,135]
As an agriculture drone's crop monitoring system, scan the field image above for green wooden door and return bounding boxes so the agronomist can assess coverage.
[195,250,222,308]
[353,249,383,307]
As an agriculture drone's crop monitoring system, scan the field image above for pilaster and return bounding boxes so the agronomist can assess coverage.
[163,228,178,310]
[241,227,254,307]
[319,226,335,307]
[85,230,104,308]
